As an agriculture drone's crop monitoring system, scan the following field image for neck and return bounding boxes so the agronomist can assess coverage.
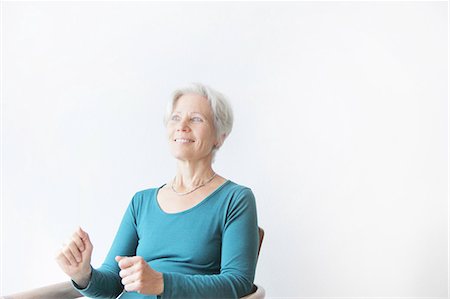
[173,156,215,191]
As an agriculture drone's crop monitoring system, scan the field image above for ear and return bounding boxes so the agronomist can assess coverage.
[214,133,227,149]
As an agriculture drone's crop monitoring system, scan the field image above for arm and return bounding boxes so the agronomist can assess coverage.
[0,281,83,299]
[161,188,259,299]
[72,194,140,298]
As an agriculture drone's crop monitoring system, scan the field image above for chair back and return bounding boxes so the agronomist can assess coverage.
[257,227,264,258]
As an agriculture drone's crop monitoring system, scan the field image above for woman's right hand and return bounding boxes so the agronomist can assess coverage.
[55,227,94,288]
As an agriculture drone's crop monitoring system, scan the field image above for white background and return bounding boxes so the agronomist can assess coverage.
[1,1,448,298]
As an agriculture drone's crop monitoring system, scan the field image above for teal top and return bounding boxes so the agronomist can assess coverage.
[72,180,259,299]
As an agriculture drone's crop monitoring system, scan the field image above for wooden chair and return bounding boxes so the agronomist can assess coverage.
[1,227,265,299]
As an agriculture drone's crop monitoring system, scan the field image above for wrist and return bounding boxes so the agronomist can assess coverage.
[156,272,164,295]
[73,267,92,289]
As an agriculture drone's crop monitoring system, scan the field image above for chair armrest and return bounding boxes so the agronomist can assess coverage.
[1,281,84,299]
[240,284,265,299]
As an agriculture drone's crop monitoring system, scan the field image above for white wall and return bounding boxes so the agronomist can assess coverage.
[1,1,448,298]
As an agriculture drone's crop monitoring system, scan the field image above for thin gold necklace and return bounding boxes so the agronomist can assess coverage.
[171,172,217,196]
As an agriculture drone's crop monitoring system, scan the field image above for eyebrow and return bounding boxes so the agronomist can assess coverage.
[173,111,208,119]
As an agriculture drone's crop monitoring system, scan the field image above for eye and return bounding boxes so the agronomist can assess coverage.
[191,117,203,122]
[171,115,181,121]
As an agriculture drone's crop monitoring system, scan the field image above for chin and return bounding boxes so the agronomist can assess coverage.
[170,150,194,161]
[170,151,212,162]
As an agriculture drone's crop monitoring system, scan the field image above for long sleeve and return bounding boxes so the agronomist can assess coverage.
[71,181,260,299]
[160,188,259,299]
[72,193,140,298]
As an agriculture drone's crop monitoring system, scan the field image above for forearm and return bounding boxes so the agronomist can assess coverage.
[72,267,123,299]
[160,272,253,299]
[73,194,139,297]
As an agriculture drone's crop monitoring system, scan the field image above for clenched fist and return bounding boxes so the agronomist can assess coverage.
[116,256,164,295]
[55,227,93,288]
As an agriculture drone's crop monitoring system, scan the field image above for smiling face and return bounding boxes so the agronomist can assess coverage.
[167,93,218,162]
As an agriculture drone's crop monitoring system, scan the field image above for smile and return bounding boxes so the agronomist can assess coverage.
[174,138,195,143]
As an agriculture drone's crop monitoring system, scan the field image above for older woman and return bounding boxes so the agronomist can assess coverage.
[55,83,260,299]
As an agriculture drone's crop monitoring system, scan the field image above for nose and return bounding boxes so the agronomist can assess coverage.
[176,117,190,132]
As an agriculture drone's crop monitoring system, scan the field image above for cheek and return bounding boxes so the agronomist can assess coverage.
[167,126,176,139]
[200,132,217,147]
[202,126,216,141]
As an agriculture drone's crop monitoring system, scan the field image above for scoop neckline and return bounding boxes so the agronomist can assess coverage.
[155,180,231,215]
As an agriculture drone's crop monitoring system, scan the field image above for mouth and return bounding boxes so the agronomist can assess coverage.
[174,138,195,143]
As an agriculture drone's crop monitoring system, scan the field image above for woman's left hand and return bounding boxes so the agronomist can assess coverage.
[115,256,164,295]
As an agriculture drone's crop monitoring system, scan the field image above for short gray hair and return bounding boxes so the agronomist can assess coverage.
[163,83,234,161]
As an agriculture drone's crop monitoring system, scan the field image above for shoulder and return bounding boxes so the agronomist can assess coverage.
[222,180,256,208]
[129,185,165,206]
[224,180,254,196]
[221,181,258,225]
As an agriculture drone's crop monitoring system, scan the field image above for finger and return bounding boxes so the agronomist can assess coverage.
[119,256,146,270]
[55,248,63,259]
[55,250,71,267]
[77,226,86,237]
[71,235,85,252]
[62,245,79,266]
[120,270,137,285]
[77,228,94,256]
[116,256,133,275]
[117,256,139,270]
[82,233,94,253]
[72,227,85,251]
[78,227,91,244]
[67,239,82,261]
[124,280,140,293]
[119,263,139,280]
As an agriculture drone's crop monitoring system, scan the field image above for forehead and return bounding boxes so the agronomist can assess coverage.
[173,93,213,116]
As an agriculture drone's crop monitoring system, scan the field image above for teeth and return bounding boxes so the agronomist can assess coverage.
[175,138,194,143]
